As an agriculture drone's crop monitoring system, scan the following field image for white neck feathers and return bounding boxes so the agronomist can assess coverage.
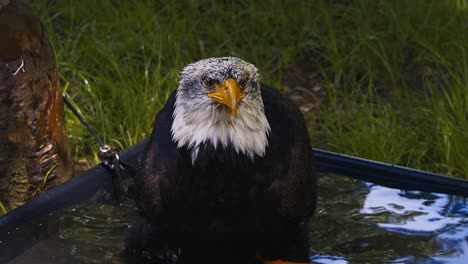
[171,92,270,162]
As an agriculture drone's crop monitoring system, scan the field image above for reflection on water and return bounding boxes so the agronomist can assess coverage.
[310,174,468,263]
[362,185,466,234]
[8,173,468,263]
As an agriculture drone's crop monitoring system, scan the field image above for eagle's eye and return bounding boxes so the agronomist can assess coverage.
[238,76,249,89]
[202,76,217,88]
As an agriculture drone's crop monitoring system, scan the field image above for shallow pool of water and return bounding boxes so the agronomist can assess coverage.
[310,174,467,263]
[4,173,468,263]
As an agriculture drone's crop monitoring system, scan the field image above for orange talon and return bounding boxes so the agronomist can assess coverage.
[257,250,310,264]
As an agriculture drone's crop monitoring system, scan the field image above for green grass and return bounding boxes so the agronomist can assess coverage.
[32,0,323,162]
[309,0,468,178]
[32,0,467,179]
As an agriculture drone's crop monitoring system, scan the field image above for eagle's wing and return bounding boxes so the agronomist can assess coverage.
[260,83,317,220]
[134,90,182,222]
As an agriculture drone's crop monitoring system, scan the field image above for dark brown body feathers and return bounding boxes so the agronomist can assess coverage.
[130,83,317,263]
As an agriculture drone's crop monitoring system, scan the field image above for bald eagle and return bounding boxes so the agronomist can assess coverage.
[129,57,317,264]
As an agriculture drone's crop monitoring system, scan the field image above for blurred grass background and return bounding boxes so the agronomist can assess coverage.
[32,0,467,178]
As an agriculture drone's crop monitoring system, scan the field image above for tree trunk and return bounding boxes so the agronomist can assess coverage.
[0,0,73,213]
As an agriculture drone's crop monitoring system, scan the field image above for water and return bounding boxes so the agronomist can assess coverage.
[310,174,468,263]
[5,173,468,263]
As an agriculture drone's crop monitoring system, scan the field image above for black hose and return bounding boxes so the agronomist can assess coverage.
[62,94,106,148]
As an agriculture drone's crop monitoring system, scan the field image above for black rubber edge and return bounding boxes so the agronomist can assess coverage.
[313,148,468,197]
[1,143,467,234]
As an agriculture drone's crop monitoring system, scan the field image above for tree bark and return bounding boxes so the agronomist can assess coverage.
[0,0,73,213]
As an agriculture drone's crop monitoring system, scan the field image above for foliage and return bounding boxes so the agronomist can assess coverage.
[32,0,467,178]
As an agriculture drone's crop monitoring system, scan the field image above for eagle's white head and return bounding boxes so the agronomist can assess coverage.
[171,57,270,163]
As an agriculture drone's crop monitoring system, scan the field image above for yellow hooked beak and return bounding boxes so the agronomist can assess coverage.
[207,78,245,117]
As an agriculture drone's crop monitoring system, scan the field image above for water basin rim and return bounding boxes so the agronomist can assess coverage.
[1,141,467,235]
